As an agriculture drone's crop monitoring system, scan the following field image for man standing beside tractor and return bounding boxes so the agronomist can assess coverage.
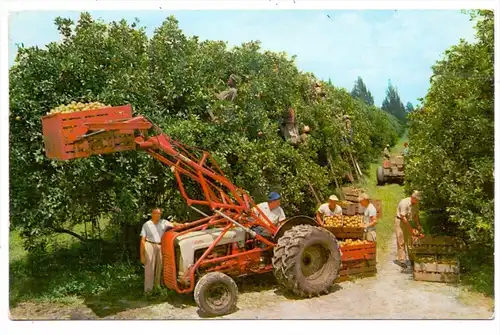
[394,191,423,269]
[383,144,391,159]
[316,195,343,225]
[359,193,378,242]
[140,208,174,294]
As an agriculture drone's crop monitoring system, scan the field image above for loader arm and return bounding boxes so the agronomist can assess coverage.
[46,109,277,236]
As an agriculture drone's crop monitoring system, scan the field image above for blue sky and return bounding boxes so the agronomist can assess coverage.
[8,10,477,106]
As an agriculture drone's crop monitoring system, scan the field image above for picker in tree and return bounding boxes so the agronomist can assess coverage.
[216,74,240,102]
[280,107,309,146]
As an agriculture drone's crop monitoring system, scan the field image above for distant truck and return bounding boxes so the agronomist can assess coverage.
[377,155,404,185]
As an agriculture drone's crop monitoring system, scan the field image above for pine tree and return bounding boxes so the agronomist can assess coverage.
[405,102,415,113]
[350,76,374,106]
[381,81,406,122]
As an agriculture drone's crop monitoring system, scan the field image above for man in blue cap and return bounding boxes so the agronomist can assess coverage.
[253,191,286,226]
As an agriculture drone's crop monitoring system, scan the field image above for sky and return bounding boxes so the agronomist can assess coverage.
[7,9,477,106]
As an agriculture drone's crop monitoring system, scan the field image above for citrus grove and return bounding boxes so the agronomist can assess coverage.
[405,10,494,294]
[9,13,401,254]
[8,10,493,307]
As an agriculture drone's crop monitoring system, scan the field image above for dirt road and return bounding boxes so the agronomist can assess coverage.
[11,233,493,320]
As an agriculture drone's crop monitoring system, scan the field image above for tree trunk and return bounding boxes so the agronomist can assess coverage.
[53,228,87,241]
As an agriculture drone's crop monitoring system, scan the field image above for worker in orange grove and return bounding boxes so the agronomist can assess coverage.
[316,195,343,225]
[394,191,422,269]
[253,192,286,226]
[251,191,286,251]
[402,142,409,156]
[383,144,391,159]
[359,193,377,241]
[140,208,174,294]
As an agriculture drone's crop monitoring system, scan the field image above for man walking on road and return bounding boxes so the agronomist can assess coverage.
[394,191,423,268]
[316,195,343,225]
[359,193,377,241]
[140,208,174,294]
[402,142,409,156]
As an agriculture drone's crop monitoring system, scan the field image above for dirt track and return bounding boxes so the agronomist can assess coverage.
[10,233,493,320]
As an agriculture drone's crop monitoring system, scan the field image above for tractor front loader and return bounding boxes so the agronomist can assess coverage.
[41,104,341,316]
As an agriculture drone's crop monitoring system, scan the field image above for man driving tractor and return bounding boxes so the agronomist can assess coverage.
[251,191,286,250]
[253,191,286,226]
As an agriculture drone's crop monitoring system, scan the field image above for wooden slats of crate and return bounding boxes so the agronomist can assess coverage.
[340,242,376,262]
[325,226,364,239]
[337,259,377,282]
[411,240,461,283]
[413,271,459,283]
[408,235,464,261]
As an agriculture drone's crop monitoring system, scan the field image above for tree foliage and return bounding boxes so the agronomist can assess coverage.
[405,102,414,113]
[405,10,494,261]
[350,76,375,106]
[9,13,401,252]
[381,81,407,123]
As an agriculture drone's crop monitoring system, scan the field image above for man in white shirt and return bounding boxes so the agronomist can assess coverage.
[140,208,174,293]
[359,193,377,242]
[250,192,286,248]
[253,192,286,226]
[316,195,343,225]
[394,191,422,268]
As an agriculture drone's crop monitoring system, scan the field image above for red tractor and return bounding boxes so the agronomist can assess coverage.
[41,105,341,316]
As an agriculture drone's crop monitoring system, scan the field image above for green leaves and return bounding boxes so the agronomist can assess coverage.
[10,12,401,251]
[406,11,493,252]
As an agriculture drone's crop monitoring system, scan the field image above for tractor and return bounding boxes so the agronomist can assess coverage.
[377,155,405,186]
[41,104,342,317]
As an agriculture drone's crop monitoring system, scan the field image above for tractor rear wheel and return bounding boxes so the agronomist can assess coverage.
[376,166,385,186]
[272,225,341,298]
[194,272,238,317]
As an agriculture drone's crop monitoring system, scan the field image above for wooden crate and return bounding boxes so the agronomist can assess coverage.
[324,226,364,239]
[340,242,376,262]
[342,187,364,203]
[41,104,135,160]
[414,262,459,273]
[408,235,464,260]
[340,201,357,216]
[355,200,383,219]
[337,259,377,282]
[414,254,459,271]
[413,271,459,283]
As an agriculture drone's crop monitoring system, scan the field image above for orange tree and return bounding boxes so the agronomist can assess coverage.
[405,10,493,291]
[9,13,402,254]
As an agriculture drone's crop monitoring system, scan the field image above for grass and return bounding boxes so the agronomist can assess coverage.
[9,224,177,317]
[9,136,494,315]
[353,138,407,257]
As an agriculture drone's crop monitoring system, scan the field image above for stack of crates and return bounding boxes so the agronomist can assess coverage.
[409,236,464,283]
[322,187,383,282]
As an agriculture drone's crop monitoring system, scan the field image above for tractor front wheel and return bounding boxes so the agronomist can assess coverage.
[194,272,238,317]
[272,225,341,298]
